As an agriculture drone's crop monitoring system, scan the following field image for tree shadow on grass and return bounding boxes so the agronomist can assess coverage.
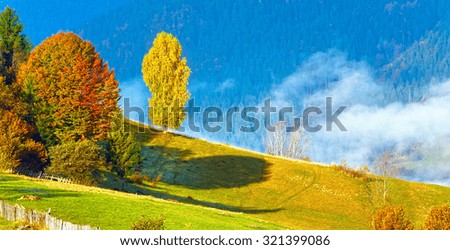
[99,172,282,214]
[0,175,82,200]
[98,142,281,214]
[130,183,282,214]
[125,121,273,188]
[1,188,81,200]
[140,146,272,189]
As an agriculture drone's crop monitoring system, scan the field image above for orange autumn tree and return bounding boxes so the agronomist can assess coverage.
[0,109,47,172]
[18,32,120,146]
[0,77,47,172]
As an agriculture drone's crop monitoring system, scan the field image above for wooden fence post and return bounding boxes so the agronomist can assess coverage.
[0,200,99,230]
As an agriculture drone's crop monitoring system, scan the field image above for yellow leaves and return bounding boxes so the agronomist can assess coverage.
[142,32,191,130]
[422,204,450,229]
[372,206,414,230]
[0,109,41,171]
[0,110,29,139]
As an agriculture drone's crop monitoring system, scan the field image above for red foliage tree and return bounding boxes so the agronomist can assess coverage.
[18,32,120,145]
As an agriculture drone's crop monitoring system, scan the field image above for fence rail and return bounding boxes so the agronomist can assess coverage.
[7,169,74,184]
[0,200,100,230]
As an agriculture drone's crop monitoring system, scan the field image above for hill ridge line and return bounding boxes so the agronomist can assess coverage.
[127,119,329,167]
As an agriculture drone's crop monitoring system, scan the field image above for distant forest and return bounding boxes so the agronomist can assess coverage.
[77,0,450,102]
[7,0,450,105]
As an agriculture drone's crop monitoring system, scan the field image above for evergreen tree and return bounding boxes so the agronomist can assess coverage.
[0,7,32,85]
[105,115,143,177]
[0,9,46,173]
[142,32,190,131]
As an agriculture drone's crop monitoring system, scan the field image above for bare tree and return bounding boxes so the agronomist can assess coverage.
[264,121,310,160]
[373,151,404,204]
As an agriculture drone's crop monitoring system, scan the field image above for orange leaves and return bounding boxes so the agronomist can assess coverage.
[0,109,47,172]
[372,206,414,230]
[18,32,120,145]
[422,204,450,229]
[0,110,29,139]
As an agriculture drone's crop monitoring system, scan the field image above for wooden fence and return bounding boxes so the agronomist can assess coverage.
[7,169,74,184]
[0,200,99,230]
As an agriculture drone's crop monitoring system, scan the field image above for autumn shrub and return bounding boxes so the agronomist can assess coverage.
[331,162,370,180]
[151,174,163,187]
[0,108,47,173]
[46,140,106,186]
[0,110,27,171]
[131,215,165,230]
[141,174,163,187]
[13,220,47,230]
[372,206,414,230]
[142,175,152,183]
[0,145,19,171]
[129,173,145,184]
[422,204,450,230]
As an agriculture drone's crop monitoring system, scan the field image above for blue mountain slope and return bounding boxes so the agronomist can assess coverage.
[380,18,450,102]
[3,0,449,100]
[74,0,449,94]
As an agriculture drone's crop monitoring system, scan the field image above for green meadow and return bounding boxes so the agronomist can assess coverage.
[1,120,448,229]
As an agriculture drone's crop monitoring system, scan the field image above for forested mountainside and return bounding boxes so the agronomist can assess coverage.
[77,0,450,97]
[6,0,450,101]
[380,17,450,102]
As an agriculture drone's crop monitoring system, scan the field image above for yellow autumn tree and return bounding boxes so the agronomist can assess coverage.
[141,32,190,131]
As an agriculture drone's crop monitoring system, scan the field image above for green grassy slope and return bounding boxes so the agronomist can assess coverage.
[0,217,14,230]
[1,119,449,229]
[126,120,450,229]
[0,174,282,229]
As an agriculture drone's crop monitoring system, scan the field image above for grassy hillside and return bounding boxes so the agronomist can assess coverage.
[0,217,14,230]
[1,119,449,229]
[0,174,282,230]
[126,120,450,229]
